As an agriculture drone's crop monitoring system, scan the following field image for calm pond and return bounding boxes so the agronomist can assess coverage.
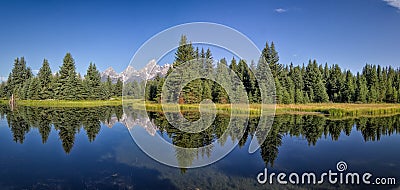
[0,104,399,189]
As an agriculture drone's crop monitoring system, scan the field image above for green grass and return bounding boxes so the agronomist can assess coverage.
[3,99,122,107]
[2,99,400,118]
[276,103,400,117]
[127,100,400,117]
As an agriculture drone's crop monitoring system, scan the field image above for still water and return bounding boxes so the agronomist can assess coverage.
[0,104,399,189]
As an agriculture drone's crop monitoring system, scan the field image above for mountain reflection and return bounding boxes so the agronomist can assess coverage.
[127,108,400,168]
[1,104,400,168]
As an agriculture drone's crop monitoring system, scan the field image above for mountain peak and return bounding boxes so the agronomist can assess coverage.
[100,60,171,83]
[104,67,117,76]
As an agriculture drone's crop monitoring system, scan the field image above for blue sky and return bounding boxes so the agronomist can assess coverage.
[1,0,400,81]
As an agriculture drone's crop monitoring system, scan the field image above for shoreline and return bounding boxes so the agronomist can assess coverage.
[1,99,400,117]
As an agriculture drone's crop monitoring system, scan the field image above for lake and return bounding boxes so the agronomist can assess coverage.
[0,104,399,189]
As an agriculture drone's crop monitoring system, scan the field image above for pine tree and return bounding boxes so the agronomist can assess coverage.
[304,60,328,103]
[257,44,272,81]
[237,59,254,100]
[6,57,32,98]
[229,57,242,102]
[265,42,281,78]
[59,53,78,100]
[386,67,398,103]
[0,82,5,99]
[274,78,284,104]
[38,59,53,99]
[75,74,85,100]
[103,76,113,100]
[377,65,387,102]
[20,80,29,100]
[199,48,213,101]
[26,78,40,100]
[155,77,164,103]
[84,62,102,100]
[213,58,230,104]
[204,48,213,78]
[290,65,305,103]
[295,89,304,104]
[64,70,79,100]
[314,80,329,103]
[363,64,379,103]
[52,73,62,99]
[202,80,212,100]
[174,35,195,67]
[114,78,123,97]
[327,64,344,102]
[165,35,196,103]
[342,70,355,103]
[355,72,368,103]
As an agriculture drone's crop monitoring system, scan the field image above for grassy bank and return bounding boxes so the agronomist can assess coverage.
[276,103,400,117]
[1,99,122,107]
[2,99,400,117]
[128,100,400,117]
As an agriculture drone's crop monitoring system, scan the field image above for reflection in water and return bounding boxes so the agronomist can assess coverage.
[1,104,400,169]
[123,106,400,168]
[0,104,123,153]
[0,104,400,189]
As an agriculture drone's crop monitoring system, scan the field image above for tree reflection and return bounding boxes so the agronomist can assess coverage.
[142,110,400,168]
[1,103,400,168]
[0,104,123,153]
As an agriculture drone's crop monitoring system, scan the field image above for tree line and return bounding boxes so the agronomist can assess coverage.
[136,35,400,104]
[0,53,123,100]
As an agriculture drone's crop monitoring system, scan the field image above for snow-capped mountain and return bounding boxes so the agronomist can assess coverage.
[101,59,171,83]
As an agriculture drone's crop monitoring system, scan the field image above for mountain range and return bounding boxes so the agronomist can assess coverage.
[101,59,171,83]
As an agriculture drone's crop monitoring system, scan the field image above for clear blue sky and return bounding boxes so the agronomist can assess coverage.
[1,0,400,81]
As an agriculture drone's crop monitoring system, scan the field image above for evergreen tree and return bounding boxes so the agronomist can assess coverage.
[83,62,102,100]
[26,78,40,100]
[5,38,400,105]
[155,77,164,103]
[295,89,304,104]
[204,48,214,78]
[59,53,78,99]
[264,42,281,78]
[229,57,242,102]
[386,67,398,103]
[165,35,196,103]
[326,64,344,102]
[114,78,123,97]
[103,76,113,100]
[6,57,32,98]
[304,60,329,103]
[75,74,85,100]
[290,65,305,103]
[363,64,379,102]
[0,82,5,99]
[63,70,79,100]
[52,73,62,99]
[377,65,387,102]
[342,70,355,102]
[385,77,396,103]
[38,59,53,99]
[199,48,213,101]
[213,58,230,104]
[202,80,212,100]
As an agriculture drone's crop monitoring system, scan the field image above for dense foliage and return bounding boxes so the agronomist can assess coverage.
[138,35,400,104]
[0,53,122,100]
[2,36,400,104]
